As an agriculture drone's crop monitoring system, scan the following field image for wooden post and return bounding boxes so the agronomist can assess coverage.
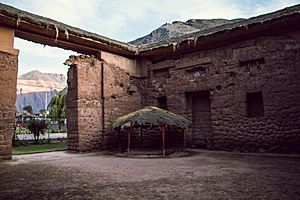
[118,128,121,152]
[139,126,143,144]
[162,126,165,156]
[182,128,185,152]
[166,126,169,149]
[127,128,131,154]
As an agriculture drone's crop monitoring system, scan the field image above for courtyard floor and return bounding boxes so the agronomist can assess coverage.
[0,150,300,200]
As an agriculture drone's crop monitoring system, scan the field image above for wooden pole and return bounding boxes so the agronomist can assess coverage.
[162,126,165,156]
[139,126,142,143]
[127,127,131,154]
[118,128,121,152]
[182,128,185,152]
[166,126,169,149]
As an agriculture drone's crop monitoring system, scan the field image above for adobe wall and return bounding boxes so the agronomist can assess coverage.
[65,33,300,154]
[102,56,142,148]
[65,53,141,151]
[0,51,18,160]
[66,55,103,151]
[142,34,300,153]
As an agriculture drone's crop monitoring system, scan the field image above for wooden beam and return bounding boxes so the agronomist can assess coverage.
[0,13,137,58]
[15,31,100,55]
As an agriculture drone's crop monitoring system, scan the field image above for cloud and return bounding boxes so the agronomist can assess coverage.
[237,0,300,17]
[15,38,74,76]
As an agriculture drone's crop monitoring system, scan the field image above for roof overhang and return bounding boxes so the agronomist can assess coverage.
[0,3,138,58]
[0,3,300,61]
[138,12,300,62]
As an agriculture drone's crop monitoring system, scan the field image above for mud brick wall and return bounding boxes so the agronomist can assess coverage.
[66,55,142,151]
[66,55,104,151]
[0,52,18,160]
[143,35,300,153]
[66,62,79,151]
[65,34,300,154]
[102,62,142,148]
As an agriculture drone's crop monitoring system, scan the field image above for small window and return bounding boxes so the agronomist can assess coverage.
[187,65,208,78]
[246,91,264,117]
[239,58,265,73]
[157,96,168,110]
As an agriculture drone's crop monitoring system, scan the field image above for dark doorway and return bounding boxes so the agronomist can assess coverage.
[246,91,264,118]
[189,91,213,148]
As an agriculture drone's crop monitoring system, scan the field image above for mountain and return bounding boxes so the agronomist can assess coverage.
[130,18,245,45]
[16,70,67,113]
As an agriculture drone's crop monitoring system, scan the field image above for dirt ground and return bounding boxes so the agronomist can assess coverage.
[0,150,300,200]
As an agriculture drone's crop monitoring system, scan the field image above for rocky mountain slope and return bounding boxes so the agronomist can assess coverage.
[16,70,67,113]
[130,18,244,45]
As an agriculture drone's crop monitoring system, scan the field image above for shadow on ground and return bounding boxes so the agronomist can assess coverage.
[0,151,300,200]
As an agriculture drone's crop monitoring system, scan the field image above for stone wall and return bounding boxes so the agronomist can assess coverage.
[102,55,142,148]
[65,34,300,154]
[0,51,18,160]
[66,54,142,151]
[66,55,104,152]
[142,35,300,153]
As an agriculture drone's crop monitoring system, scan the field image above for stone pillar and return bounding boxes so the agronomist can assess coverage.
[0,26,19,160]
[65,55,104,152]
[65,53,143,151]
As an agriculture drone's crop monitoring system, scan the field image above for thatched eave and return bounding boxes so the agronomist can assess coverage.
[0,3,138,57]
[137,4,300,61]
[0,3,299,59]
[112,106,191,129]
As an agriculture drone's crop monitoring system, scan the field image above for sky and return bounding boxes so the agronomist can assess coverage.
[1,0,300,76]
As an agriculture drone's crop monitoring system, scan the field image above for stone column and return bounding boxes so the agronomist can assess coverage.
[0,26,19,160]
[65,55,104,152]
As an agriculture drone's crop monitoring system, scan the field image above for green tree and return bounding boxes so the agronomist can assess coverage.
[49,90,67,119]
[59,94,66,118]
[23,105,33,114]
[50,96,59,119]
[26,119,48,143]
[49,89,67,131]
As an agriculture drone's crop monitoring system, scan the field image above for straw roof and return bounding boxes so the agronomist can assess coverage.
[1,2,299,58]
[0,3,137,57]
[112,106,191,129]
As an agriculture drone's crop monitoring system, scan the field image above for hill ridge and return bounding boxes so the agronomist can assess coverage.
[130,18,245,45]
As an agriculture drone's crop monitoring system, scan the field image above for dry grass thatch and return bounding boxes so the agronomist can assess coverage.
[112,106,191,129]
[1,2,299,55]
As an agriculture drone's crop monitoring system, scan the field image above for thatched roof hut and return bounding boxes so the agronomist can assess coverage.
[112,106,191,156]
[112,106,190,129]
